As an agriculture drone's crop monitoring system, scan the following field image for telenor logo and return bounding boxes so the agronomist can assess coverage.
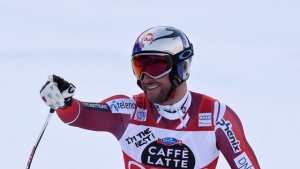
[110,100,119,112]
[106,99,136,114]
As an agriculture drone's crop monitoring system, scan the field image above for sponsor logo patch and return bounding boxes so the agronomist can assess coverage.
[157,137,183,146]
[82,102,110,111]
[198,112,212,127]
[106,98,136,114]
[234,152,254,169]
[216,119,241,153]
[141,137,195,168]
[134,108,147,122]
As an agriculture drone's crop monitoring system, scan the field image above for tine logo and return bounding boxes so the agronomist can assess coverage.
[157,137,182,146]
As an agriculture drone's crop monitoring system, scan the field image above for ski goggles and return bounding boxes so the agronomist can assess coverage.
[131,53,173,80]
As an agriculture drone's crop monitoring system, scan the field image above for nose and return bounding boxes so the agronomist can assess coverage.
[140,73,153,83]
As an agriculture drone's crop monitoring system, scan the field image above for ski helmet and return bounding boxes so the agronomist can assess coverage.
[131,26,194,88]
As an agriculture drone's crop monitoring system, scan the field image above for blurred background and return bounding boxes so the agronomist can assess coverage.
[0,0,299,168]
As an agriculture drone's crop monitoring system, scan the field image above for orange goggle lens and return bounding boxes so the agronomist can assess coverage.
[131,55,171,79]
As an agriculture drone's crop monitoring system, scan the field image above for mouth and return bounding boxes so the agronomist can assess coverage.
[142,82,161,93]
[146,84,159,90]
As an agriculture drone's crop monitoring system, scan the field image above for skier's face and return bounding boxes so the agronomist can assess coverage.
[140,74,172,104]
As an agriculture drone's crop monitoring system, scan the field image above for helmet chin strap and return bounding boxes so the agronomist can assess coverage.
[164,66,184,101]
[165,66,184,101]
[165,79,178,101]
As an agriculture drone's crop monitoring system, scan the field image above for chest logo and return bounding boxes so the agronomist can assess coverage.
[134,108,147,122]
[157,137,182,146]
[141,137,195,169]
[198,112,212,127]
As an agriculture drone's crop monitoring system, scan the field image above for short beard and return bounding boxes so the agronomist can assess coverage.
[145,83,170,104]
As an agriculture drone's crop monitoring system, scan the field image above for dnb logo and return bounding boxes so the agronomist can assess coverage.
[141,137,195,169]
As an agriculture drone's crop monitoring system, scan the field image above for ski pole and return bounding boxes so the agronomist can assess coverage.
[26,108,55,169]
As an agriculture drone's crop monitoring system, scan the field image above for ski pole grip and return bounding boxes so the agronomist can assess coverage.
[50,108,55,113]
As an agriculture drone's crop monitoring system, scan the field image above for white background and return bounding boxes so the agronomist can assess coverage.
[1,0,299,168]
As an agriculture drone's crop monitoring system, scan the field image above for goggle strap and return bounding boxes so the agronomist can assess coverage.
[172,44,194,64]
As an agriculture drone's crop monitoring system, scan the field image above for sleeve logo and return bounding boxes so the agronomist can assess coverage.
[106,98,136,114]
[216,119,241,153]
[234,152,254,169]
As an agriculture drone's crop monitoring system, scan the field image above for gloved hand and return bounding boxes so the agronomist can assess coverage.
[40,75,76,109]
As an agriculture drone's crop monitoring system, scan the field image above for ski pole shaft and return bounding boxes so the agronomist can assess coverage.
[26,108,55,169]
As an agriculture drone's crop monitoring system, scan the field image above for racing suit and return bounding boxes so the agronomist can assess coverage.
[56,91,260,169]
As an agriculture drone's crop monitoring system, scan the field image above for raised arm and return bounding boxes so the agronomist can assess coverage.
[56,95,135,139]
